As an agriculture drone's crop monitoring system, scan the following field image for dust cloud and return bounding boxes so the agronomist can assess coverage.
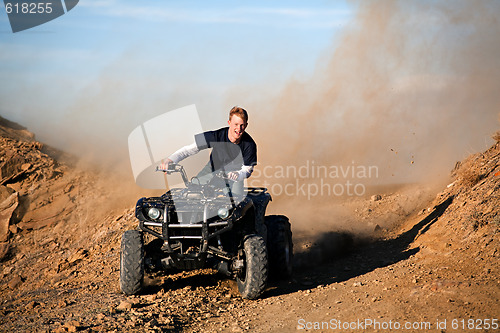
[23,1,498,193]
[49,1,499,240]
[252,1,499,186]
[240,0,500,258]
[245,3,497,193]
[6,1,498,258]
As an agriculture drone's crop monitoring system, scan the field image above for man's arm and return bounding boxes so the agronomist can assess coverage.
[228,164,254,181]
[160,142,199,169]
[168,142,200,163]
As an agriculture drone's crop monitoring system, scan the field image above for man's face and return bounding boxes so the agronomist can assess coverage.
[228,115,247,143]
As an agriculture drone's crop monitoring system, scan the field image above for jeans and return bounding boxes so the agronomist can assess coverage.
[195,163,244,197]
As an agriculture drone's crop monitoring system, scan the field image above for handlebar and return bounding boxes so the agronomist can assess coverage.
[156,163,238,187]
[156,163,189,186]
[156,163,178,173]
[213,170,237,182]
[156,163,239,203]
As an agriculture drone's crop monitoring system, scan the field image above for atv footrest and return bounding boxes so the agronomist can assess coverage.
[170,235,203,240]
[161,253,207,270]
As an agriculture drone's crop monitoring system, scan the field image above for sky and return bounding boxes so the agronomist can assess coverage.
[0,1,353,141]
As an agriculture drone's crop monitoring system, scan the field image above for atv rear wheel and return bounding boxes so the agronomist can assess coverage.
[265,215,293,279]
[236,234,268,300]
[120,230,144,295]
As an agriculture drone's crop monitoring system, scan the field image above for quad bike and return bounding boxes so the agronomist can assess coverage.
[120,163,293,299]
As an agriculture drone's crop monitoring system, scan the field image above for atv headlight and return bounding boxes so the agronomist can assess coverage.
[217,207,229,219]
[147,207,161,220]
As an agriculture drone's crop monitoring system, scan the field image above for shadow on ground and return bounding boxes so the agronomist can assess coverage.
[265,195,455,298]
[142,271,223,295]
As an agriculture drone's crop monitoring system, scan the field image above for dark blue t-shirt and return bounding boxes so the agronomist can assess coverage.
[195,127,257,172]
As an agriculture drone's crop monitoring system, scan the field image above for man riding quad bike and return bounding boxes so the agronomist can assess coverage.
[120,162,293,299]
[121,106,292,299]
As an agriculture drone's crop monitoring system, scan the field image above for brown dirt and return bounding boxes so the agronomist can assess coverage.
[0,117,499,332]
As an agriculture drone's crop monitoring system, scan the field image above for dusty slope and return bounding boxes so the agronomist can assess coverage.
[0,118,498,332]
[209,139,500,332]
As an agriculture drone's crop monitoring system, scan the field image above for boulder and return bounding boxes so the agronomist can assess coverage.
[0,185,15,202]
[0,152,26,182]
[0,242,9,261]
[0,192,18,242]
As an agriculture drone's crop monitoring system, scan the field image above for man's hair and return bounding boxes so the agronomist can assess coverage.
[229,106,248,123]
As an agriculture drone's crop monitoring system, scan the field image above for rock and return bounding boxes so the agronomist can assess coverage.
[64,320,82,332]
[116,301,133,311]
[64,183,74,194]
[66,324,77,332]
[68,248,88,264]
[8,224,18,234]
[53,327,67,333]
[371,194,382,201]
[25,301,38,310]
[57,259,71,273]
[148,318,159,328]
[144,294,157,302]
[8,274,23,289]
[0,153,26,182]
[6,182,22,193]
[0,192,18,242]
[0,242,9,261]
[0,185,15,203]
[18,194,73,230]
[2,266,13,276]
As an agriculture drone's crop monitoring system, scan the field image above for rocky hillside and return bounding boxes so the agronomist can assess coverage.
[0,116,71,257]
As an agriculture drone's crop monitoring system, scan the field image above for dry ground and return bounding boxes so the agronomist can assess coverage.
[0,117,499,332]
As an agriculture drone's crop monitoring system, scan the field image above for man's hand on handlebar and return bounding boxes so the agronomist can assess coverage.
[227,171,240,181]
[158,159,174,171]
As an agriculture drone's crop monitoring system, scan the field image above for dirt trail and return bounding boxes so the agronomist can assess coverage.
[0,118,499,332]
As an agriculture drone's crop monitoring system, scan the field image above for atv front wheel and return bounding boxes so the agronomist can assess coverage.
[265,215,293,279]
[120,230,144,295]
[236,234,268,300]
